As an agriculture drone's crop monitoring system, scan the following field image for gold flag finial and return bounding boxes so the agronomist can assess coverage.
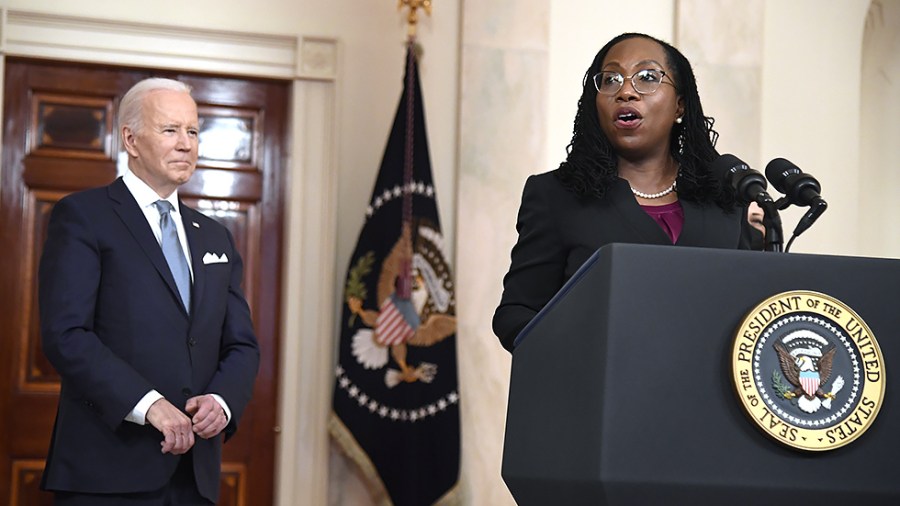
[398,0,432,38]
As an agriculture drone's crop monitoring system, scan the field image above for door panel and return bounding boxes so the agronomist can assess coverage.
[0,59,286,506]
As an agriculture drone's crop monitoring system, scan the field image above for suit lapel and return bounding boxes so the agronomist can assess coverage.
[609,179,672,245]
[676,199,704,246]
[108,178,187,317]
[181,205,206,316]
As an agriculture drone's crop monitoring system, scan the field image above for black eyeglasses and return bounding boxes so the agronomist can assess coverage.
[592,69,675,95]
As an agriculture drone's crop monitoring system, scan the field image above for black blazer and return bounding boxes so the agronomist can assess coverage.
[38,178,260,502]
[493,171,749,351]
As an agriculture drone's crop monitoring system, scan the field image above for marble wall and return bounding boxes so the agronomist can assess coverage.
[860,0,900,257]
[759,0,871,256]
[677,0,764,167]
[456,1,549,503]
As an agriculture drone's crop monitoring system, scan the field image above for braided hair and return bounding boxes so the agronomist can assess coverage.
[556,33,731,209]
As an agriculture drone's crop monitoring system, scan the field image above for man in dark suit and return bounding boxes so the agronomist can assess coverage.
[39,78,260,505]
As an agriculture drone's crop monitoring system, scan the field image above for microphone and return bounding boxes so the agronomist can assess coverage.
[711,154,772,206]
[765,158,827,208]
[711,154,783,252]
[764,158,828,238]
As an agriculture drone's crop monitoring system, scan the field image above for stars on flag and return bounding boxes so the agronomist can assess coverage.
[334,364,458,423]
[365,181,435,217]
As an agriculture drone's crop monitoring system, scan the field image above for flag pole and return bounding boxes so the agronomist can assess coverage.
[396,0,431,299]
[330,4,460,503]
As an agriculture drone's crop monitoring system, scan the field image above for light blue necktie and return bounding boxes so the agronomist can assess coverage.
[154,200,191,313]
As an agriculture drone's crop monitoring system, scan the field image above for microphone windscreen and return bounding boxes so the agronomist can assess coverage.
[764,158,800,193]
[709,153,745,185]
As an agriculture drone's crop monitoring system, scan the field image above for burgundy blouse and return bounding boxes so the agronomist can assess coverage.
[640,201,684,244]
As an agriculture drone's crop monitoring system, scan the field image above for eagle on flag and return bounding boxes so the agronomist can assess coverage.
[345,221,456,388]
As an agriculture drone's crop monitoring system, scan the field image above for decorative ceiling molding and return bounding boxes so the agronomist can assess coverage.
[1,9,337,81]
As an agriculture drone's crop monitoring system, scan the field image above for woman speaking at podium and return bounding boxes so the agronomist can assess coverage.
[493,33,752,352]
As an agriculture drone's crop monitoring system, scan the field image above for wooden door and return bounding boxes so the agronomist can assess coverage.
[0,59,286,506]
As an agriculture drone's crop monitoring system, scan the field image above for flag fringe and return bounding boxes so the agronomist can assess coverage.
[328,412,463,505]
[328,413,393,506]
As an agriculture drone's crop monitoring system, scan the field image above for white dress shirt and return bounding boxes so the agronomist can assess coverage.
[120,170,231,426]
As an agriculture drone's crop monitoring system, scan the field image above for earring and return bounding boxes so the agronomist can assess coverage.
[675,116,683,124]
[677,130,685,156]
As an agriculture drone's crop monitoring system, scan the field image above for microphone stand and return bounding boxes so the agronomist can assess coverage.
[771,195,827,253]
[757,194,784,252]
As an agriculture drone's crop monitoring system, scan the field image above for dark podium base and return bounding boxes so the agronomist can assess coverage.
[502,244,900,505]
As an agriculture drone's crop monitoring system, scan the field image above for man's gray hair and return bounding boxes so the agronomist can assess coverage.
[118,78,193,135]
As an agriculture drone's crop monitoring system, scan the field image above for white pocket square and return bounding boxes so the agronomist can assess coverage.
[202,252,229,264]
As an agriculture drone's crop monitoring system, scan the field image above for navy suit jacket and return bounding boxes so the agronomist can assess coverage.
[493,171,751,351]
[39,177,260,502]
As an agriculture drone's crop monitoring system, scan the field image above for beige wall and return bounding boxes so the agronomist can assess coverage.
[760,0,872,256]
[547,0,675,170]
[860,0,900,258]
[678,0,764,169]
[678,0,892,258]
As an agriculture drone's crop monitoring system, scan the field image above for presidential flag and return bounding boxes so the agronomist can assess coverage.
[329,41,460,506]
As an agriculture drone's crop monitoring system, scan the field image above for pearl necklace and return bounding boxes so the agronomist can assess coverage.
[630,180,677,199]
